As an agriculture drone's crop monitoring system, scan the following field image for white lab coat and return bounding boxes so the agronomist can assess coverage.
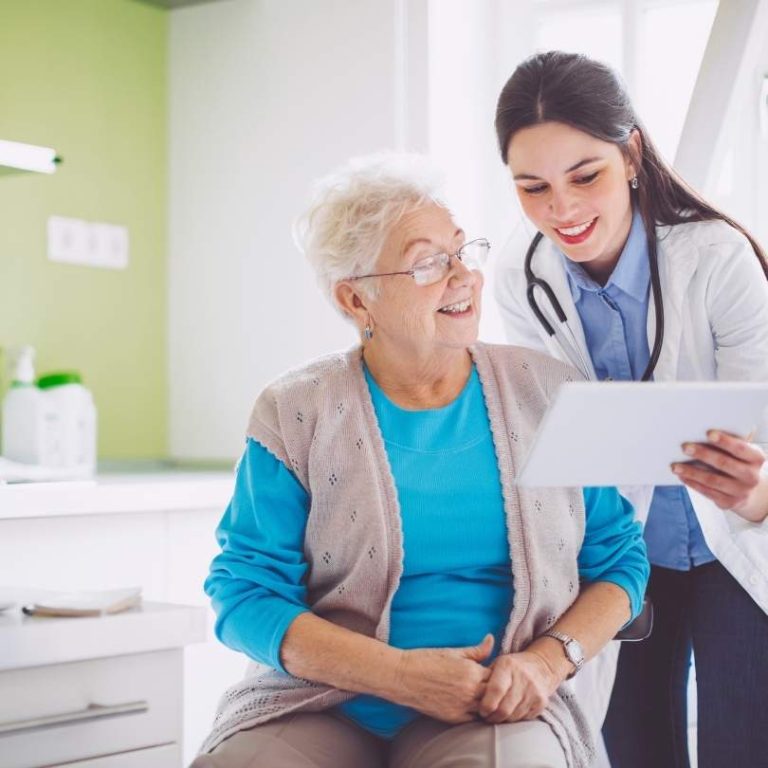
[495,217,768,734]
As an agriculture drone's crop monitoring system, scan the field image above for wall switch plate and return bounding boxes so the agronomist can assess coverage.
[47,216,129,270]
[47,216,87,264]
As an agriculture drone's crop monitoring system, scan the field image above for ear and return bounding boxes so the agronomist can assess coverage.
[334,281,370,326]
[626,129,643,179]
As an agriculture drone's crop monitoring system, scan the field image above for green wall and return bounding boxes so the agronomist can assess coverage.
[0,0,168,459]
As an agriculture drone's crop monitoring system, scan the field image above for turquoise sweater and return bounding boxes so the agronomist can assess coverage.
[205,365,648,738]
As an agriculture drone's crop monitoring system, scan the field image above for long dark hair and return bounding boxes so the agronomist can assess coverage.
[494,50,768,278]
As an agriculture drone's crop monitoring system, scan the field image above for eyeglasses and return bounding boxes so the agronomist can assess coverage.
[348,238,490,287]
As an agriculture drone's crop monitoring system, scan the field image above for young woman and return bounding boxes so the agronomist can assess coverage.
[493,51,768,768]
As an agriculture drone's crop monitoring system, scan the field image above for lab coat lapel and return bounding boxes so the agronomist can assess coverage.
[649,225,699,381]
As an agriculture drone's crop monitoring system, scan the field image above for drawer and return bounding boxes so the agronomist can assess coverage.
[54,743,180,768]
[0,649,182,768]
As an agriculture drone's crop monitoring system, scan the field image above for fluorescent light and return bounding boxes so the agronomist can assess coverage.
[0,139,59,174]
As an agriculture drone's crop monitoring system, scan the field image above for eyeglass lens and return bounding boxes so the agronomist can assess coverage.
[412,240,488,286]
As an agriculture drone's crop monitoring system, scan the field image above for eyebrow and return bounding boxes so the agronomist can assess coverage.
[513,156,604,181]
[403,228,465,257]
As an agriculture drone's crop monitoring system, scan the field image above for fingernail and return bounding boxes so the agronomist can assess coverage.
[708,430,720,442]
[683,444,695,456]
[671,464,682,474]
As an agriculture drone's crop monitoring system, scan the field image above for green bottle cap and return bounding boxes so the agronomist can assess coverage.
[37,371,83,389]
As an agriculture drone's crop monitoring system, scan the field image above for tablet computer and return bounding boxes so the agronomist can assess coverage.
[516,381,768,488]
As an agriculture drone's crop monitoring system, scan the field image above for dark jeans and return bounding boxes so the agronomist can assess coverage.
[602,561,768,768]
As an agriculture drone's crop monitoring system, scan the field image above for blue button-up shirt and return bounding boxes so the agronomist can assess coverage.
[561,210,715,570]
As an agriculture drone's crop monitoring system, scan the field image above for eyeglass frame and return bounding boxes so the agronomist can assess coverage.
[346,237,491,286]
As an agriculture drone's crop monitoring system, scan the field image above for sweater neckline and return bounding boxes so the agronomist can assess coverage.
[362,361,478,415]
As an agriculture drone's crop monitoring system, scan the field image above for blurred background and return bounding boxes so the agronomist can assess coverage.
[0,1,766,764]
[2,0,766,464]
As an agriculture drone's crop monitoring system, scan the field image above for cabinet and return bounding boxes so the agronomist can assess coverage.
[54,745,180,767]
[0,602,205,768]
[0,472,239,767]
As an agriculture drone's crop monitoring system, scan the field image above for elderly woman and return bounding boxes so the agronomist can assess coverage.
[192,155,649,768]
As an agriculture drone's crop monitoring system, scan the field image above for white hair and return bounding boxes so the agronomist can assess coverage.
[293,152,447,314]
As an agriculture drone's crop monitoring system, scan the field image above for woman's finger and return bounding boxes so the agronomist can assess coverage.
[505,686,539,723]
[496,679,547,723]
[478,666,511,718]
[705,430,765,464]
[484,679,529,724]
[677,444,761,487]
[672,460,746,497]
[675,473,741,510]
[673,458,756,496]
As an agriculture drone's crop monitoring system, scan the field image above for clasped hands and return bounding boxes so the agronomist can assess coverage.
[395,633,564,726]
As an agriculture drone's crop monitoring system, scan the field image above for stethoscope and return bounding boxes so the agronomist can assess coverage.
[524,230,665,382]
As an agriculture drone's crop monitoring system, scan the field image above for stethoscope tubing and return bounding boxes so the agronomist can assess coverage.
[524,229,665,382]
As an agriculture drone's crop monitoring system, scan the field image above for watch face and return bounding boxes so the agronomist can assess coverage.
[565,639,585,667]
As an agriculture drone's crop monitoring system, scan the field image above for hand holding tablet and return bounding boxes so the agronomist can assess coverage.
[517,382,768,488]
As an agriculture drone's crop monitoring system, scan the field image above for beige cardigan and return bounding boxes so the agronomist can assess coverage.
[200,342,594,768]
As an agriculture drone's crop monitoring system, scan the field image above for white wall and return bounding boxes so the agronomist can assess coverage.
[427,0,523,345]
[163,0,768,759]
[169,0,429,460]
[169,0,768,464]
[700,10,768,247]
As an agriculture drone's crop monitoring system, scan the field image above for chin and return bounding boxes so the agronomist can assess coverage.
[564,242,605,264]
[448,327,480,349]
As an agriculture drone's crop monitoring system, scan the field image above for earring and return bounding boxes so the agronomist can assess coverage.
[630,176,639,190]
[363,324,374,341]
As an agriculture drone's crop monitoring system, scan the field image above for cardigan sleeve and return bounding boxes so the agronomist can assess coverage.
[578,486,650,621]
[204,438,311,672]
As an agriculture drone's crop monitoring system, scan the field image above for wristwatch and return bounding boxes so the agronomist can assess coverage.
[542,630,585,679]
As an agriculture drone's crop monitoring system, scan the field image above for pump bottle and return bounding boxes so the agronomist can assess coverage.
[1,346,46,464]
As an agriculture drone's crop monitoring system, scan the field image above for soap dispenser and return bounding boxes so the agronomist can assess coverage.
[1,346,46,464]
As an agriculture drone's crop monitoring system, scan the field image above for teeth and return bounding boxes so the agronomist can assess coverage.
[439,298,472,314]
[557,219,595,236]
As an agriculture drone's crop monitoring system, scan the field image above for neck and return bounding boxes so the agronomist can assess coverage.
[362,343,473,409]
[581,258,617,286]
[581,208,634,286]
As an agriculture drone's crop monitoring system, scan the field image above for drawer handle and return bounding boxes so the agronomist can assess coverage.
[0,700,149,736]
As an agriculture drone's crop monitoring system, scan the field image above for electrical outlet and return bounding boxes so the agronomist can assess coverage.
[47,216,129,270]
[48,216,88,265]
[102,223,129,269]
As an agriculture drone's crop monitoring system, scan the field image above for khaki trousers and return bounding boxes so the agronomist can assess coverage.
[190,712,568,768]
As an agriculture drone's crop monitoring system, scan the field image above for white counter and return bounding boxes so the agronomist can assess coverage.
[0,600,206,672]
[0,469,240,764]
[0,469,234,520]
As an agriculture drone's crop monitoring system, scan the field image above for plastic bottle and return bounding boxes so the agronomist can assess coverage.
[1,346,46,464]
[37,372,97,473]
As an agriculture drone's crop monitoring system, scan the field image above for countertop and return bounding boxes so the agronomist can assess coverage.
[0,463,234,520]
[0,599,207,670]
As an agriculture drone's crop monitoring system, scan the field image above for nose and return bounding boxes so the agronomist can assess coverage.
[448,253,478,286]
[549,187,579,222]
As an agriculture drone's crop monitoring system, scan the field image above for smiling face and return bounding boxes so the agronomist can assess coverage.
[507,121,639,282]
[356,203,483,361]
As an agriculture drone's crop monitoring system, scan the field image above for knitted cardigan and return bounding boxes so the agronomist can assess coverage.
[200,342,595,767]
